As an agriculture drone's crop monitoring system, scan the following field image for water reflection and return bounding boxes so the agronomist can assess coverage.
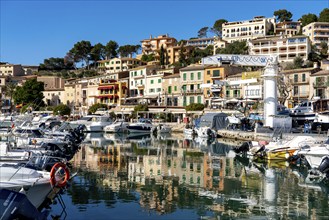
[64,133,329,219]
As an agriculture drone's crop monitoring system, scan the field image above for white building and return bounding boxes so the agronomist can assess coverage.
[222,16,276,43]
[302,22,329,49]
[248,35,311,63]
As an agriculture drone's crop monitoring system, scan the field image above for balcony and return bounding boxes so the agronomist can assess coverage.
[292,92,309,98]
[290,79,309,85]
[183,89,203,94]
[313,81,329,88]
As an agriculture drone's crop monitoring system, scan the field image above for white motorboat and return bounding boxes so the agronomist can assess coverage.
[195,127,217,138]
[289,100,318,125]
[126,119,153,133]
[70,115,113,132]
[297,138,329,168]
[103,119,129,133]
[312,111,329,132]
[0,163,65,209]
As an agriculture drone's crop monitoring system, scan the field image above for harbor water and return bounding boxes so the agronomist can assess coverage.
[49,133,329,219]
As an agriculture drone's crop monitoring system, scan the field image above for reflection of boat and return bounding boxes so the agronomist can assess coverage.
[151,124,172,134]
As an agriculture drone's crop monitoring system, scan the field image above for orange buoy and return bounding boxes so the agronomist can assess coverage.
[50,162,70,188]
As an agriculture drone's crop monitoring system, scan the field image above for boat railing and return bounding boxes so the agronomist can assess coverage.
[5,154,67,181]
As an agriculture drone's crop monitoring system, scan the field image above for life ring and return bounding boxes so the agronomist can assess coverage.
[50,162,70,188]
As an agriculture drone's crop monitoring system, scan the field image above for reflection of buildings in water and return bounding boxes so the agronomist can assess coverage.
[129,155,145,185]
[139,177,180,215]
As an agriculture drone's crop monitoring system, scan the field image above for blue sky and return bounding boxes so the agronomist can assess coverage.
[1,0,328,65]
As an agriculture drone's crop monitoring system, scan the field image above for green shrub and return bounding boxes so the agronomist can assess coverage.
[53,104,71,116]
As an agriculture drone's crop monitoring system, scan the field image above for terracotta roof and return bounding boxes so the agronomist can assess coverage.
[311,70,329,76]
[180,65,206,71]
[281,67,319,74]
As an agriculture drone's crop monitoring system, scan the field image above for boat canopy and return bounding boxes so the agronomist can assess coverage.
[198,113,229,131]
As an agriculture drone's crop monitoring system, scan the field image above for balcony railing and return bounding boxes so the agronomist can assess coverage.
[290,79,309,84]
[183,89,203,94]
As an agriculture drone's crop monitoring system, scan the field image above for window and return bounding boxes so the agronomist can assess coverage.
[183,73,186,81]
[294,86,298,95]
[182,85,187,91]
[149,89,155,93]
[207,70,210,75]
[190,96,195,104]
[191,72,194,80]
[183,96,187,106]
[151,80,154,84]
[197,96,201,103]
[156,88,161,92]
[294,74,298,82]
[302,74,306,82]
[140,70,143,75]
[158,79,161,83]
[168,86,172,94]
[174,86,177,91]
[226,90,230,97]
[134,71,137,76]
[213,70,220,77]
[198,72,201,80]
[207,80,210,83]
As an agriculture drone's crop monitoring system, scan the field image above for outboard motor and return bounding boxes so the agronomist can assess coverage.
[318,155,329,178]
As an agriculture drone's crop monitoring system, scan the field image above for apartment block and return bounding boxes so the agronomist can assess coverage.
[128,65,160,104]
[97,79,128,107]
[248,35,311,62]
[186,37,215,49]
[0,64,25,76]
[166,45,194,64]
[180,65,205,106]
[98,57,146,74]
[43,89,65,106]
[275,21,301,36]
[302,22,329,49]
[141,34,177,55]
[213,38,228,54]
[222,16,276,43]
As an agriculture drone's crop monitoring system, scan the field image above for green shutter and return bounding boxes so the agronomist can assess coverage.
[191,72,194,80]
[168,86,172,94]
[197,96,201,103]
[151,80,154,84]
[183,73,186,81]
[174,86,177,91]
[198,72,201,80]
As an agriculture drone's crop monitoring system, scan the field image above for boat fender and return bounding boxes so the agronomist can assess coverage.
[50,162,70,188]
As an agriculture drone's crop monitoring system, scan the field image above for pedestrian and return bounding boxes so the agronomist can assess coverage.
[304,120,310,133]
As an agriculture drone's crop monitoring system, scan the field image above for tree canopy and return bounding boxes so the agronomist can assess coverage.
[198,27,209,38]
[39,57,74,70]
[88,103,108,114]
[53,104,71,116]
[13,78,45,108]
[215,40,248,55]
[105,40,119,59]
[319,8,329,22]
[299,13,318,26]
[68,40,93,69]
[185,103,205,111]
[118,45,141,58]
[211,19,227,36]
[274,9,293,22]
[90,43,106,62]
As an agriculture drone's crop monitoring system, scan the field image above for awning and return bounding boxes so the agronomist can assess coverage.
[98,86,113,90]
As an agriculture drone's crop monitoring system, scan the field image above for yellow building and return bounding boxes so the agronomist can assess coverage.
[141,34,177,55]
[97,79,128,107]
[97,57,146,74]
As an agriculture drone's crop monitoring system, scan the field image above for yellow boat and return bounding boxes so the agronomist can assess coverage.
[266,147,297,160]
